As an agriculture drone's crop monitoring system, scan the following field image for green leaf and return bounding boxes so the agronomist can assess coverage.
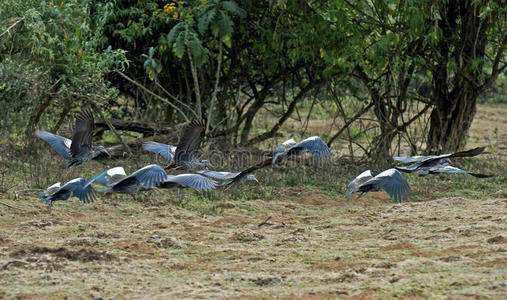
[215,11,233,38]
[198,8,217,35]
[221,1,246,18]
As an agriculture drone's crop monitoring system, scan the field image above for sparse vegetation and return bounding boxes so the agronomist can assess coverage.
[0,0,506,298]
[0,102,505,298]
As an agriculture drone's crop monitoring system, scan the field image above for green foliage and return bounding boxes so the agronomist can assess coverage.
[0,0,127,137]
[142,47,163,80]
[1,0,505,158]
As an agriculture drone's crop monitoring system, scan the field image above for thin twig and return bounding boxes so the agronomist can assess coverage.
[207,41,224,133]
[0,17,24,38]
[0,200,28,211]
[116,71,190,122]
[93,106,133,156]
[258,216,272,227]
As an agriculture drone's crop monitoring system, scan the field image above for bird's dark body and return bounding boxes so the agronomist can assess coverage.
[110,177,143,194]
[44,189,72,204]
[357,183,382,193]
[394,147,492,178]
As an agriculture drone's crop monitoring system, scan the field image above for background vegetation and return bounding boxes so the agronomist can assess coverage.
[1,0,506,157]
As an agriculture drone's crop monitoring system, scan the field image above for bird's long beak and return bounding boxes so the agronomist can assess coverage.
[103,149,111,157]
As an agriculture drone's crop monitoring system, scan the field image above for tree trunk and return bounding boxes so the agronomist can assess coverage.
[427,86,478,152]
[370,97,398,162]
[426,1,499,152]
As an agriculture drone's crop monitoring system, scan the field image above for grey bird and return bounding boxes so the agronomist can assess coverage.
[38,175,99,209]
[348,169,411,203]
[394,147,492,178]
[142,141,177,163]
[160,173,218,191]
[196,170,259,186]
[98,164,167,195]
[226,136,331,185]
[272,136,331,165]
[161,119,210,170]
[36,109,109,169]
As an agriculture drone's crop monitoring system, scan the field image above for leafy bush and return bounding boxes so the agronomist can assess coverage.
[0,0,127,139]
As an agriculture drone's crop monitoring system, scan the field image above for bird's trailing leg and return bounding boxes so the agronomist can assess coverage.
[46,201,53,214]
[355,192,366,201]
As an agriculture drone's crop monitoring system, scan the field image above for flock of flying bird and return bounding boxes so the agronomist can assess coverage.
[35,109,493,209]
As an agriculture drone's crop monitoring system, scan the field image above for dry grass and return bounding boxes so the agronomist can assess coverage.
[0,194,505,299]
[0,103,506,299]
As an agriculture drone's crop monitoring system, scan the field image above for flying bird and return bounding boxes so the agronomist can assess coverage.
[272,136,331,165]
[36,109,109,168]
[196,170,259,186]
[38,175,99,209]
[227,136,331,185]
[98,164,167,195]
[348,169,411,203]
[394,147,492,177]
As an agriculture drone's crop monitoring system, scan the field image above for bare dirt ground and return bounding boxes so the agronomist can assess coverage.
[0,104,506,299]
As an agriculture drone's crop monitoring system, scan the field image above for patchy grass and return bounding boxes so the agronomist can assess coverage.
[0,104,505,299]
[0,192,505,299]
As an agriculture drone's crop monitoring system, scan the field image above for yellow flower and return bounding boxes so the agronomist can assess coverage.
[172,12,179,19]
[163,3,177,14]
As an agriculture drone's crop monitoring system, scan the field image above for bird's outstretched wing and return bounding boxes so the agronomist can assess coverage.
[227,158,272,185]
[287,136,331,159]
[61,178,96,204]
[143,141,177,162]
[129,164,167,189]
[70,109,94,156]
[162,174,217,191]
[347,170,373,200]
[196,170,237,180]
[92,167,127,186]
[174,119,206,165]
[35,130,72,159]
[360,169,411,203]
[427,165,494,178]
[449,146,486,159]
[38,182,62,199]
